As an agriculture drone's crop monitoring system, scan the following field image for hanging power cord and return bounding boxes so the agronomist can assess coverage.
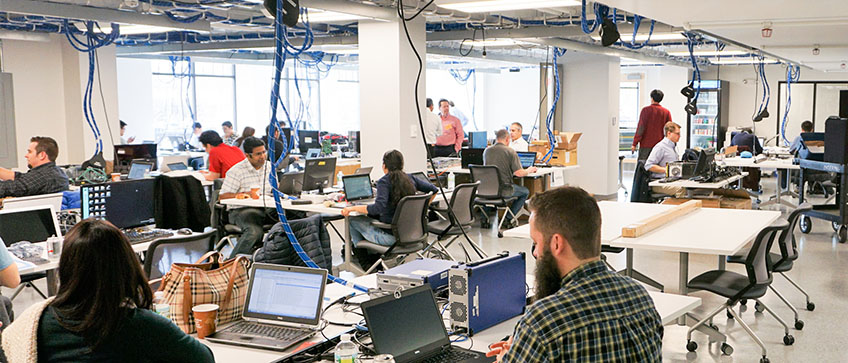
[539,48,567,164]
[781,65,801,146]
[447,68,480,130]
[396,0,482,258]
[528,47,551,140]
[682,32,701,115]
[752,55,771,122]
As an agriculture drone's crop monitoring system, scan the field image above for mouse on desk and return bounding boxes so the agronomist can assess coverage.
[177,228,193,235]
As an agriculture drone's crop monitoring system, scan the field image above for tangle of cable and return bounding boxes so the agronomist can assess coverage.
[781,65,801,146]
[540,47,566,164]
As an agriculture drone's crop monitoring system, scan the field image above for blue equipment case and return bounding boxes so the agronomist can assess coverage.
[448,252,526,335]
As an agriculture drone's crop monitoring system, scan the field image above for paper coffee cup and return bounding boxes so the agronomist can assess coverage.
[111,173,121,182]
[250,185,260,199]
[192,304,219,339]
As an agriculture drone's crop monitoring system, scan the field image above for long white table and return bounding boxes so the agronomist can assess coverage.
[446,165,579,178]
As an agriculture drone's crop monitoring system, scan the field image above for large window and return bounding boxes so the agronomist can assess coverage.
[619,81,640,152]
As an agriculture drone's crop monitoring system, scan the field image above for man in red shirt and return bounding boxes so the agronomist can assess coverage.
[434,99,464,157]
[631,90,672,161]
[198,130,246,180]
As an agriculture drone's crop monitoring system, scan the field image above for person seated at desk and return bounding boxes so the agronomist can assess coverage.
[645,122,684,197]
[233,126,255,149]
[482,129,537,228]
[340,150,437,266]
[221,121,239,146]
[730,128,763,155]
[0,238,20,290]
[490,187,663,362]
[263,125,299,171]
[1,219,214,362]
[433,99,464,157]
[119,121,135,144]
[508,122,529,152]
[790,120,814,156]
[219,137,278,257]
[198,130,245,181]
[0,136,69,198]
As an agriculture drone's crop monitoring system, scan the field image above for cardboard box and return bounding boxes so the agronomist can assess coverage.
[553,131,582,150]
[713,189,752,209]
[528,142,548,156]
[548,149,578,166]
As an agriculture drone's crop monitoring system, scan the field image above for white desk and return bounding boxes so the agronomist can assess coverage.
[446,165,579,178]
[721,157,799,208]
[648,173,746,191]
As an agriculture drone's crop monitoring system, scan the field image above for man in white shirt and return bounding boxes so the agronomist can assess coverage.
[187,122,203,150]
[424,98,443,148]
[509,122,529,152]
[645,121,684,197]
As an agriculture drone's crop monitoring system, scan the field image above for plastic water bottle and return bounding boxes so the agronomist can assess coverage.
[334,334,359,363]
[152,291,170,320]
[447,172,456,189]
[337,171,344,187]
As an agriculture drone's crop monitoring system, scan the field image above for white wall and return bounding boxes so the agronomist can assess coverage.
[562,53,620,196]
[117,58,155,143]
[480,68,540,137]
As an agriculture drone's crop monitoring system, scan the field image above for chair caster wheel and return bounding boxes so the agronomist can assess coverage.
[727,311,734,319]
[783,334,795,345]
[807,302,816,311]
[739,299,747,305]
[760,357,770,363]
[497,232,503,238]
[686,341,697,352]
[755,302,764,313]
[795,319,804,330]
[720,343,733,355]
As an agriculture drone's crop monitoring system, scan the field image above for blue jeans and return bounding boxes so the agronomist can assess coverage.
[349,216,396,247]
[480,184,529,222]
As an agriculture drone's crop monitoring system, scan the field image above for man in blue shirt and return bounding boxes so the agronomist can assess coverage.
[789,120,814,155]
[645,122,684,197]
[0,238,20,289]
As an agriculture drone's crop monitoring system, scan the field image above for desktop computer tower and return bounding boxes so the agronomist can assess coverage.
[825,116,848,164]
[448,252,525,336]
[348,131,360,153]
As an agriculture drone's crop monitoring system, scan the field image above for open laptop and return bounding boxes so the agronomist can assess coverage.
[1,192,64,212]
[167,162,188,171]
[516,151,536,169]
[460,148,484,169]
[0,205,62,264]
[342,173,374,204]
[306,148,321,159]
[354,166,372,175]
[277,171,304,195]
[361,285,493,363]
[207,264,328,351]
[127,160,154,180]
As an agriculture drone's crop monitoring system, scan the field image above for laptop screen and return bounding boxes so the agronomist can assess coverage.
[0,206,61,245]
[243,264,327,325]
[362,286,450,362]
[167,162,188,171]
[343,174,373,201]
[517,152,536,168]
[128,162,152,179]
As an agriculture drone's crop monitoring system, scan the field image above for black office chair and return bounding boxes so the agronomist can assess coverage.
[631,160,667,203]
[9,272,48,301]
[727,203,814,330]
[143,229,217,288]
[356,193,433,274]
[469,165,518,238]
[685,221,794,362]
[424,182,486,262]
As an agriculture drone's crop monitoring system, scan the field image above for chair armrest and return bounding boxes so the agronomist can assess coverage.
[148,278,163,287]
[370,220,393,230]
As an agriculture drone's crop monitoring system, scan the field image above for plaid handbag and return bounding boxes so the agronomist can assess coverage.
[157,251,251,334]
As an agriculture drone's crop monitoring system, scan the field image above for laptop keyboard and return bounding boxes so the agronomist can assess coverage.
[228,321,309,341]
[419,348,478,363]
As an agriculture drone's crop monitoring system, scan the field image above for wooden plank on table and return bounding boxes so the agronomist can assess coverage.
[621,200,702,238]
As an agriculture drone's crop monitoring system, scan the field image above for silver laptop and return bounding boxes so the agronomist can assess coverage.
[341,173,374,205]
[206,264,328,351]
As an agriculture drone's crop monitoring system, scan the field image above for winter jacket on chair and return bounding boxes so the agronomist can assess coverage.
[254,215,333,272]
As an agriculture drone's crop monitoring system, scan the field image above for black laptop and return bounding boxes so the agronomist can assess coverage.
[460,148,484,169]
[361,286,493,363]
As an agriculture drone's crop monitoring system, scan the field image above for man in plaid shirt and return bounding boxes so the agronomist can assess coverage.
[219,136,277,257]
[0,136,69,198]
[491,186,663,362]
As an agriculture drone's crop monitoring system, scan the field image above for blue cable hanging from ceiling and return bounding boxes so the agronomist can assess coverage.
[781,65,801,146]
[62,20,120,158]
[540,47,566,164]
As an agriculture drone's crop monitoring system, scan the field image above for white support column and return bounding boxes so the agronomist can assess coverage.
[562,54,620,196]
[358,17,427,178]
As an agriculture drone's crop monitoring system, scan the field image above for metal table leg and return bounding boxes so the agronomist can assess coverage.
[678,252,689,325]
[718,255,726,270]
[625,248,634,277]
[335,216,366,276]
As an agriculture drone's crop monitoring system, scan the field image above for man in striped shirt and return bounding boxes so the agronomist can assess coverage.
[492,186,663,362]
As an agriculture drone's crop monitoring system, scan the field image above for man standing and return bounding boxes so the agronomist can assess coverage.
[632,90,672,161]
[483,129,537,227]
[0,136,69,198]
[645,122,684,197]
[423,98,443,154]
[219,137,278,257]
[198,131,245,181]
[508,122,529,152]
[434,99,464,157]
[119,121,135,144]
[221,121,239,146]
[491,187,663,362]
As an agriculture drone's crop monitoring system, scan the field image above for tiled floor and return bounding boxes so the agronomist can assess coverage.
[7,173,847,362]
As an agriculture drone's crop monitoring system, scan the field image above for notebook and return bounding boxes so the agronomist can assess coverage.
[361,285,493,363]
[206,264,328,351]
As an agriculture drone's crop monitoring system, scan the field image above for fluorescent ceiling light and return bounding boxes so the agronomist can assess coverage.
[620,57,660,66]
[666,50,749,57]
[318,45,359,54]
[81,23,180,35]
[440,0,580,13]
[303,9,365,23]
[593,32,686,42]
[709,58,779,65]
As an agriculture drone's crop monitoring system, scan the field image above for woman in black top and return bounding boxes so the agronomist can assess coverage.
[341,150,437,248]
[35,219,214,362]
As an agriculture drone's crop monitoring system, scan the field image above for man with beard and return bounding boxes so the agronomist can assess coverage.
[490,186,663,362]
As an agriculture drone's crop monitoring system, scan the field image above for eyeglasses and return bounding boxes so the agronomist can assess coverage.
[249,150,267,157]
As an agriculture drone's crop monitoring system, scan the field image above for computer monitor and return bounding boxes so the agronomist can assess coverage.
[277,171,304,195]
[522,133,530,142]
[691,149,716,179]
[298,130,321,154]
[516,151,537,168]
[302,157,337,194]
[128,160,154,179]
[0,205,62,245]
[168,136,187,151]
[280,127,292,150]
[80,179,155,229]
[114,144,157,174]
[306,148,321,159]
[469,131,487,149]
[410,172,429,185]
[460,148,484,169]
[342,174,373,202]
[348,131,361,153]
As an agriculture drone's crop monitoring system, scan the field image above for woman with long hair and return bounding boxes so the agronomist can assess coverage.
[234,126,255,148]
[342,150,437,249]
[1,219,214,362]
